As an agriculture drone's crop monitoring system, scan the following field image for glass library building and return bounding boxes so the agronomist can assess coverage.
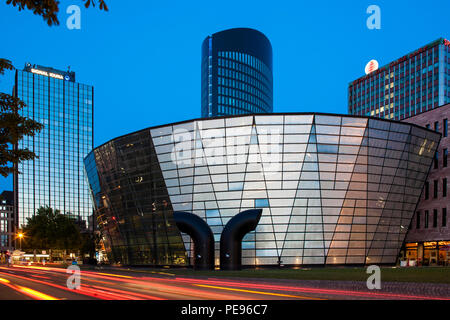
[85,113,439,268]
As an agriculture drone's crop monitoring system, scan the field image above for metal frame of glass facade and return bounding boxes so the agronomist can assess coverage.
[349,38,450,121]
[84,131,187,266]
[201,28,273,118]
[14,65,94,229]
[85,113,440,267]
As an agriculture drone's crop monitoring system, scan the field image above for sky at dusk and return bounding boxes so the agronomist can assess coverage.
[1,0,449,191]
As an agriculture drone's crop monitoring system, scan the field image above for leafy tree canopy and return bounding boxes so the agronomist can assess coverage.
[22,206,82,251]
[6,0,108,26]
[0,59,43,177]
[1,1,108,176]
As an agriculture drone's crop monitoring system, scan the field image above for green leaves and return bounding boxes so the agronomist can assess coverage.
[0,59,14,76]
[6,0,108,26]
[6,0,61,26]
[22,206,83,251]
[84,0,109,11]
[0,59,44,178]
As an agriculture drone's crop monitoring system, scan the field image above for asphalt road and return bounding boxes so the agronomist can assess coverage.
[0,265,447,300]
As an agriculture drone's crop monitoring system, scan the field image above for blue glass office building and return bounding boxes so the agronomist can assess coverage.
[13,64,94,228]
[201,28,273,118]
[349,38,450,120]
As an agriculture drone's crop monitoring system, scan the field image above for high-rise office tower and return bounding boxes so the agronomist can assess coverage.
[13,63,94,228]
[0,191,15,251]
[201,28,273,118]
[349,38,450,120]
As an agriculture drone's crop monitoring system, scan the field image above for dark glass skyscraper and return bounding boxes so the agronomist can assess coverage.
[13,63,94,228]
[201,28,273,118]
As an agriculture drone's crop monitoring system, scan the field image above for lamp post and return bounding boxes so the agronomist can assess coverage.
[17,233,23,251]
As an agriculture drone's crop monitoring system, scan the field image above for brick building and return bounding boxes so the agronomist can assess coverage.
[402,103,450,266]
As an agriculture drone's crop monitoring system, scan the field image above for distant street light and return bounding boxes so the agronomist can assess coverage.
[17,232,24,250]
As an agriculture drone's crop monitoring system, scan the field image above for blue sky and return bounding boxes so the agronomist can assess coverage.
[0,0,449,191]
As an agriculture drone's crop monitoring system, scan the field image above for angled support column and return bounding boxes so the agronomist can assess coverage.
[220,209,263,270]
[173,211,215,270]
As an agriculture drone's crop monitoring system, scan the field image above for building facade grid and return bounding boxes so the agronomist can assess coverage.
[14,65,93,228]
[349,38,450,121]
[402,103,450,265]
[201,28,273,118]
[85,114,439,267]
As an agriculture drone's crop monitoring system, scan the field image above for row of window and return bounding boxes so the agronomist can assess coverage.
[351,70,440,103]
[354,93,441,116]
[218,51,272,82]
[354,94,450,119]
[218,84,270,107]
[415,208,447,229]
[353,58,450,94]
[350,45,440,91]
[217,58,272,94]
[426,118,448,137]
[217,104,264,116]
[218,94,269,112]
[217,68,271,109]
[354,84,440,107]
[218,76,271,101]
[424,178,448,199]
[217,66,271,94]
[350,58,450,117]
[434,148,448,169]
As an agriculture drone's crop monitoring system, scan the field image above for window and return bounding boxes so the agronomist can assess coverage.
[444,178,448,197]
[435,121,439,132]
[434,151,439,169]
[416,211,421,229]
[425,210,429,228]
[444,149,448,167]
[206,209,220,218]
[443,208,447,227]
[444,119,448,137]
[425,181,429,199]
[255,199,269,208]
[426,124,430,129]
[433,209,438,228]
[434,180,438,198]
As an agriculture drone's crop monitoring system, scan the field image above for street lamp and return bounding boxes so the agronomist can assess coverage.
[17,233,23,250]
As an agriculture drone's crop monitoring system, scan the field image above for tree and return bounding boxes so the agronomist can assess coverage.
[1,1,108,177]
[6,0,108,26]
[80,231,101,263]
[0,59,44,177]
[2,0,108,255]
[22,206,82,256]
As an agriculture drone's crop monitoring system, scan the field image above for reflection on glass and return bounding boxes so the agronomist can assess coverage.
[85,114,440,266]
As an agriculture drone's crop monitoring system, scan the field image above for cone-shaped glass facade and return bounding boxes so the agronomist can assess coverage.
[85,114,440,266]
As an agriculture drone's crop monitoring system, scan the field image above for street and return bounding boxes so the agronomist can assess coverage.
[0,265,448,300]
